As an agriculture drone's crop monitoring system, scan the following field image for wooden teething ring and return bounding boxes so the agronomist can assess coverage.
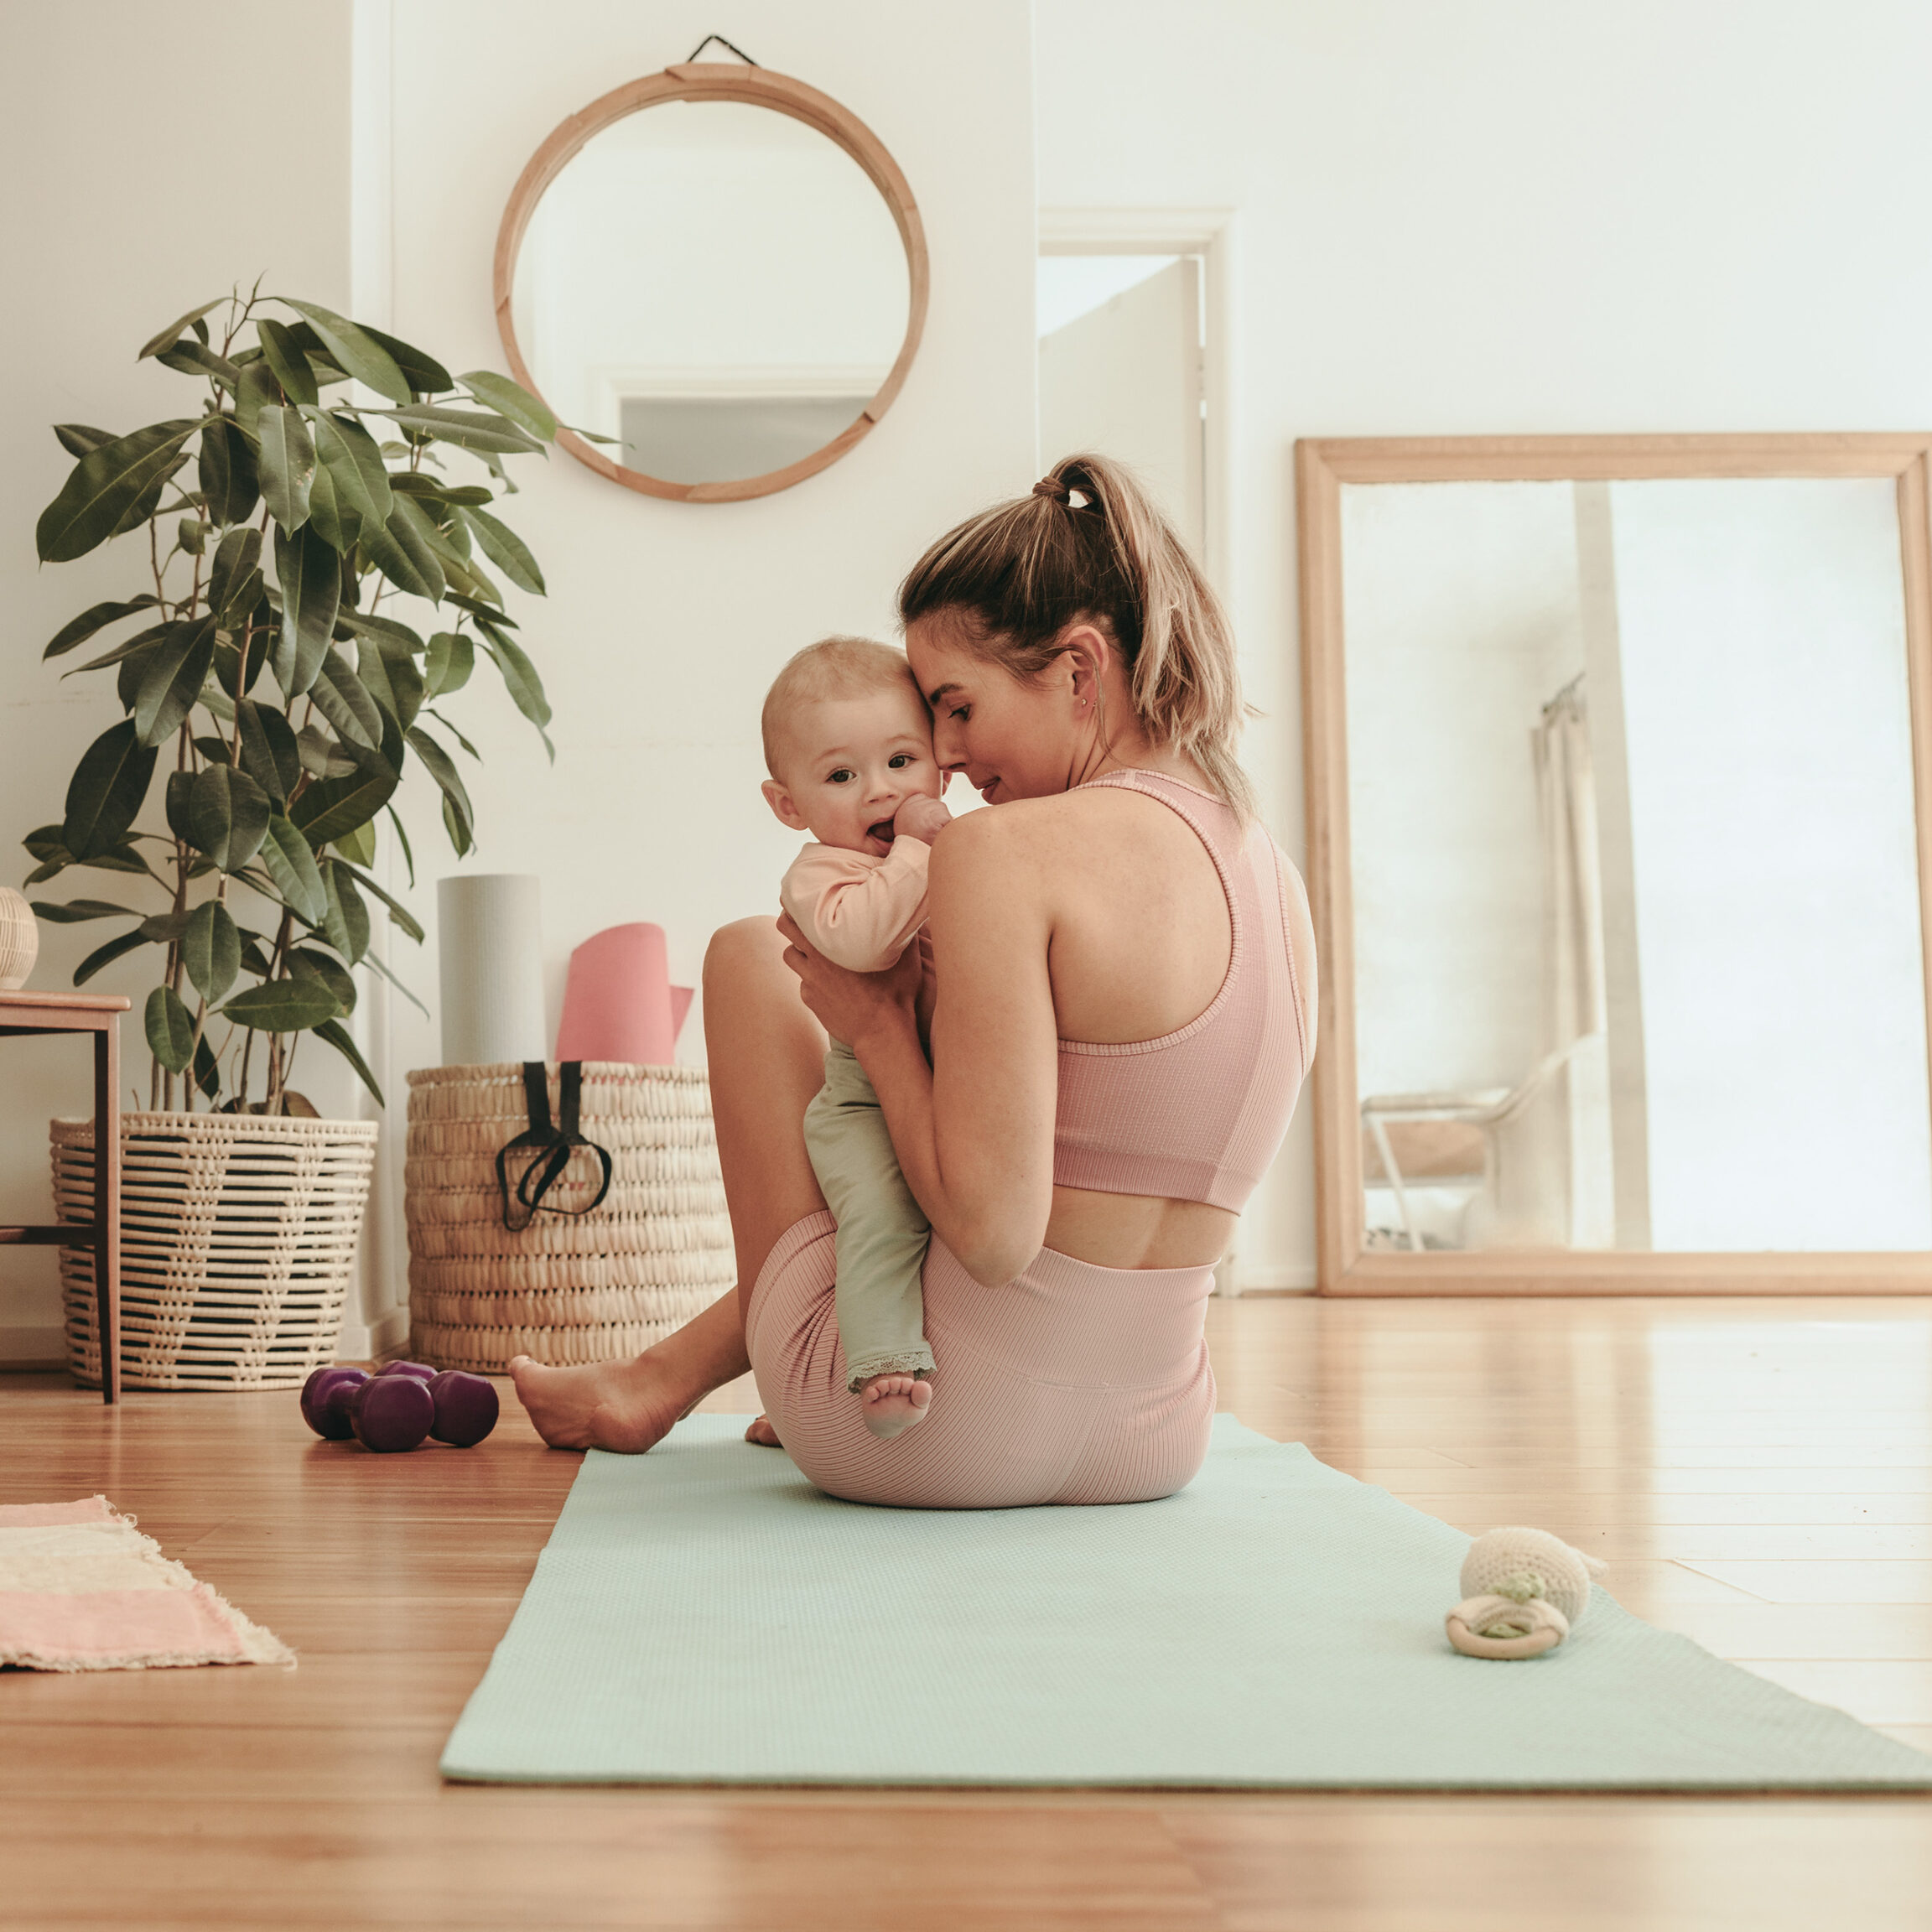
[1446,1613,1565,1660]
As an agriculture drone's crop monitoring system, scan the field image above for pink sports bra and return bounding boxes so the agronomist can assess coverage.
[1051,771,1316,1214]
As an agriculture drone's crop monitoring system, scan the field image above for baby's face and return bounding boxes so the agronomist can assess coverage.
[763,683,945,858]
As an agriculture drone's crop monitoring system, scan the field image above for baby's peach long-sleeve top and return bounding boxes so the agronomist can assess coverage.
[779,839,930,974]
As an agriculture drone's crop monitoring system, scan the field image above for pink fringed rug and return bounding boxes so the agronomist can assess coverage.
[0,1497,294,1672]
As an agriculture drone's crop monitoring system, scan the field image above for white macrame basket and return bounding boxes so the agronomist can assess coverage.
[403,1061,734,1372]
[51,1112,379,1392]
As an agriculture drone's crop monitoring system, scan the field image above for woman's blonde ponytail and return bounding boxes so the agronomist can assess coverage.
[898,454,1255,818]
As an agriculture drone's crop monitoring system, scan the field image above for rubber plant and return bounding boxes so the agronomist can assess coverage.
[26,286,563,1114]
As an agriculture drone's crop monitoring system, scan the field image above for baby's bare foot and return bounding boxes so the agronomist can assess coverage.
[508,1353,686,1454]
[860,1372,932,1441]
[745,1414,783,1448]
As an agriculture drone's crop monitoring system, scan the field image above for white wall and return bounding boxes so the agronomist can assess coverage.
[0,0,1034,1363]
[367,1,1038,1339]
[1036,0,1932,1286]
[0,2,356,1362]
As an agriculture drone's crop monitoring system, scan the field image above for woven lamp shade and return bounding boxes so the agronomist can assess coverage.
[404,1062,734,1370]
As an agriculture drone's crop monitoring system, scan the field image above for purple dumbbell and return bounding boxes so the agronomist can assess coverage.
[377,1359,438,1384]
[300,1365,370,1440]
[428,1370,500,1447]
[347,1371,435,1452]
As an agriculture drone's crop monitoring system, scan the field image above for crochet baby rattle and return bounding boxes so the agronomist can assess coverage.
[1446,1526,1607,1659]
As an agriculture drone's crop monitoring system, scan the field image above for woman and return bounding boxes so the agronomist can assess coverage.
[512,455,1317,1507]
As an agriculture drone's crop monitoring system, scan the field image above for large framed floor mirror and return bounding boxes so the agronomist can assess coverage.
[1299,435,1932,1293]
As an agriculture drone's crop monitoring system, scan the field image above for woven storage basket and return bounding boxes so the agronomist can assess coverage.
[405,1062,733,1371]
[51,1112,379,1392]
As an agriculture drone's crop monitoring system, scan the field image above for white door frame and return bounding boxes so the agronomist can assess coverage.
[1037,207,1237,601]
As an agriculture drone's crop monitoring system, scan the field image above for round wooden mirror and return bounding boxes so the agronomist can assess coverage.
[494,61,928,504]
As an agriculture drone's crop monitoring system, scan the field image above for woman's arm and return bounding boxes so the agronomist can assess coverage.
[787,809,1059,1286]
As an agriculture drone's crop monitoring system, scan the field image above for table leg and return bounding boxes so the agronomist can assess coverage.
[94,1021,121,1405]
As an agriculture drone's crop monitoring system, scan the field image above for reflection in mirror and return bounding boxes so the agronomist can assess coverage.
[1344,477,1931,1254]
[511,99,911,486]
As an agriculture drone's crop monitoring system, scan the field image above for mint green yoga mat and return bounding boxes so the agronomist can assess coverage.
[442,1415,1932,1789]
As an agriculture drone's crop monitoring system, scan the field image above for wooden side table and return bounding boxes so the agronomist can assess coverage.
[0,990,127,1404]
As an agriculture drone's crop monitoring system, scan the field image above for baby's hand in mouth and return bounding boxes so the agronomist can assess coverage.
[893,796,954,845]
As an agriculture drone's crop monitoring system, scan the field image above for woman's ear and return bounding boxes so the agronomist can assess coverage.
[1058,622,1111,714]
[761,778,809,833]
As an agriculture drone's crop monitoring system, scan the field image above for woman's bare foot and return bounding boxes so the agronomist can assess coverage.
[745,1415,782,1447]
[508,1353,688,1453]
[860,1373,932,1441]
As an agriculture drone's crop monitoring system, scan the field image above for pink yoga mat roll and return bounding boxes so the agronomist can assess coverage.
[553,923,693,1067]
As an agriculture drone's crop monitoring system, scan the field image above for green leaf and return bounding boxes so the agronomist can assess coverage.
[385,804,415,889]
[340,860,425,943]
[288,760,398,850]
[310,651,382,749]
[256,318,319,407]
[424,630,473,697]
[188,764,271,871]
[257,405,316,532]
[322,861,371,962]
[458,504,545,595]
[43,597,160,662]
[361,497,444,602]
[390,474,492,506]
[61,620,174,681]
[258,815,329,923]
[235,360,279,439]
[28,899,143,924]
[290,946,356,1015]
[333,818,377,867]
[363,633,423,731]
[313,1017,384,1104]
[304,456,361,554]
[192,1034,221,1104]
[36,418,200,563]
[208,527,264,621]
[423,707,479,759]
[74,928,151,986]
[144,984,197,1071]
[272,299,412,405]
[295,724,356,781]
[138,299,223,361]
[310,412,392,522]
[198,418,261,525]
[458,371,558,441]
[132,614,217,746]
[181,901,241,1004]
[480,631,553,753]
[361,325,452,395]
[235,699,302,808]
[272,522,340,697]
[164,770,196,844]
[62,721,158,860]
[445,589,516,627]
[407,725,474,856]
[139,909,191,944]
[378,404,543,454]
[333,607,423,652]
[55,423,114,457]
[156,340,240,387]
[218,976,341,1032]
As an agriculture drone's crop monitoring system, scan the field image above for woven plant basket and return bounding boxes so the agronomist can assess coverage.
[51,1112,379,1392]
[405,1061,733,1371]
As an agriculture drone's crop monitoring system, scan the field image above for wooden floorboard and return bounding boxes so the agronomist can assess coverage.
[4,1296,1930,1929]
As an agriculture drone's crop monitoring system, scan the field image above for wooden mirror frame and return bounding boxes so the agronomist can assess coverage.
[1297,432,1932,1296]
[493,61,929,505]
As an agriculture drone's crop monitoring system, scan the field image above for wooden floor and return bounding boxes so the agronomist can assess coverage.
[4,1296,1931,1930]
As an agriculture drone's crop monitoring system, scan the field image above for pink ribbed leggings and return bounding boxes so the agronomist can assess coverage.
[744,1210,1217,1509]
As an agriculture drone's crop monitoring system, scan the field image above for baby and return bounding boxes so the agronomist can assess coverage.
[761,636,953,1440]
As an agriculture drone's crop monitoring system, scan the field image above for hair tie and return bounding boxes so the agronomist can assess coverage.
[1031,477,1072,504]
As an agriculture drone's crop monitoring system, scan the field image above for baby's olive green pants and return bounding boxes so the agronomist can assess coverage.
[802,1042,936,1391]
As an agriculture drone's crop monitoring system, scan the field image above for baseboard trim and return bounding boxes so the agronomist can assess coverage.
[0,1324,66,1370]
